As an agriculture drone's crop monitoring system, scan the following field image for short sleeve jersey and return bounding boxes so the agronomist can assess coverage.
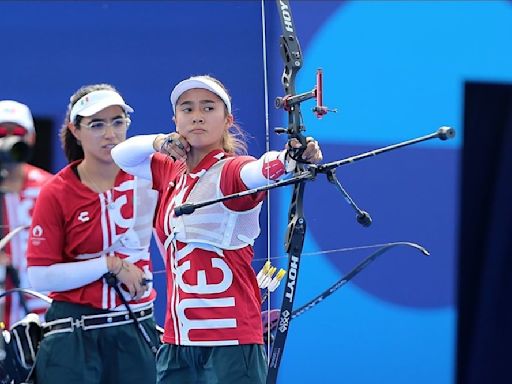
[27,161,157,310]
[152,150,265,346]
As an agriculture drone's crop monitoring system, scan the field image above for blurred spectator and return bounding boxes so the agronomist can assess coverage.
[0,100,52,328]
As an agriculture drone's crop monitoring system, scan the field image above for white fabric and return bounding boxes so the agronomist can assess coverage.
[28,257,108,292]
[0,100,34,131]
[111,134,158,181]
[172,159,262,250]
[240,149,293,189]
[170,77,232,113]
[70,90,134,122]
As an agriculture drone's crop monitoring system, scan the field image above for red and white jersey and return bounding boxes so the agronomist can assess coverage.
[27,161,158,311]
[152,150,265,346]
[2,164,52,328]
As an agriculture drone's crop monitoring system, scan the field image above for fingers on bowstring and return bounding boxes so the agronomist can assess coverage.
[302,137,322,163]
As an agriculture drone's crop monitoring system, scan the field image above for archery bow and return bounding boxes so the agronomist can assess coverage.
[267,2,454,382]
[266,1,311,381]
[172,1,455,382]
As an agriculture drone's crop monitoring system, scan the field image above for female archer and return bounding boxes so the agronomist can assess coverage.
[27,84,160,383]
[112,74,322,384]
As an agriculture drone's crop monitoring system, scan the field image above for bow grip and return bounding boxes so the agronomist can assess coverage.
[286,134,309,163]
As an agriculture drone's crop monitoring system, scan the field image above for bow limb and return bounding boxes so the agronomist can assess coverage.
[0,225,29,252]
[264,241,429,333]
[0,288,52,304]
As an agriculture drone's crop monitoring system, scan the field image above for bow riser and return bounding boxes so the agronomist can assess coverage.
[267,1,307,382]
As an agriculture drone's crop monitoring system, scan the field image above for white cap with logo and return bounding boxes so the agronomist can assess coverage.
[0,100,35,132]
[70,90,134,122]
[170,76,231,114]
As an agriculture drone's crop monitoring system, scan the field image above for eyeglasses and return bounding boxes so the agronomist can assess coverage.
[80,117,130,136]
[0,125,29,138]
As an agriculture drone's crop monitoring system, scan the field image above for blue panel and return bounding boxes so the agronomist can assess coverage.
[296,0,512,148]
[271,143,457,382]
[266,1,512,383]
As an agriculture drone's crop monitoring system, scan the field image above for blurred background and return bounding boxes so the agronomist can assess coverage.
[1,1,511,383]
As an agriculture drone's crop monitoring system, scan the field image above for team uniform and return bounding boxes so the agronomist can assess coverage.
[2,163,52,328]
[112,135,292,384]
[153,150,265,346]
[27,160,160,383]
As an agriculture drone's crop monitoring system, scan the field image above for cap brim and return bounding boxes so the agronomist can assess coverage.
[170,78,231,113]
[78,102,134,118]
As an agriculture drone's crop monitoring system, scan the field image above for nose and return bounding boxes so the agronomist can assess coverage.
[192,116,204,124]
[103,124,116,137]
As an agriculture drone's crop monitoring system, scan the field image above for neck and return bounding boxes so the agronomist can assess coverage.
[185,151,205,172]
[185,147,222,172]
[79,159,119,192]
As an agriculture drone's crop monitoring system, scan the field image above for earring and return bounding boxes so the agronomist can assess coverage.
[77,139,82,146]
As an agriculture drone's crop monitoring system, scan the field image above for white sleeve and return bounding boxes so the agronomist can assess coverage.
[27,257,109,292]
[240,149,296,190]
[111,134,160,181]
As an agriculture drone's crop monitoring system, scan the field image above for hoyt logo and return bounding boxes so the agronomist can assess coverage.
[284,255,299,302]
[279,0,293,33]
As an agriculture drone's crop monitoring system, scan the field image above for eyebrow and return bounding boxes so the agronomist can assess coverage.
[88,114,124,122]
[179,99,218,106]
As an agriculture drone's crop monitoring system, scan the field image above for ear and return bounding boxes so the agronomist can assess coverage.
[225,114,234,128]
[68,122,82,142]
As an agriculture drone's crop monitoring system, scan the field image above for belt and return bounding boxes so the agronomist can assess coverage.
[42,306,153,337]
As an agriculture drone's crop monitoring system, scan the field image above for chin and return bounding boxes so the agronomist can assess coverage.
[98,152,115,164]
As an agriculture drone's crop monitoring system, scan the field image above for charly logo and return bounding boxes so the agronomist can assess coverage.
[32,225,43,237]
[78,211,90,223]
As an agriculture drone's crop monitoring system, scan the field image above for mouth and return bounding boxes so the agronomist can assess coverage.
[102,143,117,149]
[189,128,207,134]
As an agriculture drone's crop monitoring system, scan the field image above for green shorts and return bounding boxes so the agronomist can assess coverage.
[156,343,267,384]
[35,300,160,384]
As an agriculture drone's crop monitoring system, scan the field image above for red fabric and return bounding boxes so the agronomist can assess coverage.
[151,151,264,345]
[27,162,156,309]
[261,158,285,180]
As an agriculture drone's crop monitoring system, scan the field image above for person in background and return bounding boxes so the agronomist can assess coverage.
[27,84,160,383]
[112,75,323,384]
[0,100,52,329]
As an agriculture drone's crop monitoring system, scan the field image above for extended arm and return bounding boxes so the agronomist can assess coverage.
[240,137,322,189]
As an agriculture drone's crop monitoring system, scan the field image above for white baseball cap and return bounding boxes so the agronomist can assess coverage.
[170,76,231,114]
[70,89,133,122]
[0,100,34,132]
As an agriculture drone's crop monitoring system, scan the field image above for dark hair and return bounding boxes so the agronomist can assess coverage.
[182,75,248,155]
[60,83,119,162]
